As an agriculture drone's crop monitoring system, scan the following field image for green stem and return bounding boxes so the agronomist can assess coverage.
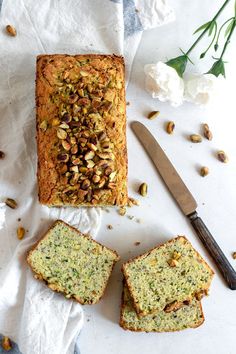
[201,22,218,57]
[186,0,232,55]
[215,17,234,46]
[220,18,236,59]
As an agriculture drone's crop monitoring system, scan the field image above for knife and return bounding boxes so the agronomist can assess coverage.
[132,121,236,290]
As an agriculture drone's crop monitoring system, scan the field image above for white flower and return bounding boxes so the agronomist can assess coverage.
[144,61,184,107]
[184,73,219,105]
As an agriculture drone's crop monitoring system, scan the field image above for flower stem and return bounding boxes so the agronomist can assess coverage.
[219,18,236,59]
[186,0,232,55]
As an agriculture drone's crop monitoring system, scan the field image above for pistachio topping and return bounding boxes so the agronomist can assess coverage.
[39,120,48,131]
[57,128,67,140]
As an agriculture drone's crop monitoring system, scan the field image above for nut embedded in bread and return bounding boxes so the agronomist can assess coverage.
[36,54,128,207]
[122,236,214,317]
[27,220,120,304]
[120,282,204,332]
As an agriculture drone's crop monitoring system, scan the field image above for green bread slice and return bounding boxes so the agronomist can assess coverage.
[27,220,119,304]
[120,283,204,332]
[122,236,214,316]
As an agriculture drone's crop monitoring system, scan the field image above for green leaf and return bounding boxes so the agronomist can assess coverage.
[193,21,211,35]
[208,21,216,36]
[224,19,234,37]
[207,59,226,77]
[165,55,188,77]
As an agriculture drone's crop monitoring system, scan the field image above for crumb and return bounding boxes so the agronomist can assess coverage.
[107,224,113,230]
[87,319,90,322]
[102,208,110,213]
[126,101,130,106]
[17,218,21,222]
[232,252,236,260]
[135,8,139,12]
[134,241,141,246]
[127,197,140,207]
[135,218,142,223]
[118,206,126,216]
[127,215,134,220]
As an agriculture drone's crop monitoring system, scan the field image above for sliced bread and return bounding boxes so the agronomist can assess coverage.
[122,236,214,316]
[120,282,204,332]
[27,220,120,304]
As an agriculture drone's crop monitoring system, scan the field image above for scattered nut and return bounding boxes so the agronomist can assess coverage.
[232,252,236,260]
[134,241,141,246]
[168,259,179,267]
[166,121,175,134]
[203,123,213,140]
[127,215,134,220]
[147,111,160,120]
[139,182,148,197]
[200,166,209,177]
[190,134,202,143]
[107,224,113,230]
[0,151,5,159]
[118,207,126,216]
[5,198,17,209]
[217,150,228,163]
[17,226,25,240]
[1,336,12,351]
[6,24,17,37]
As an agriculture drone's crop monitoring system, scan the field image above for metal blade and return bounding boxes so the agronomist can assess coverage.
[131,121,197,216]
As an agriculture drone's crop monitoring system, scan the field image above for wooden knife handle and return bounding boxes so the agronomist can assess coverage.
[189,211,236,290]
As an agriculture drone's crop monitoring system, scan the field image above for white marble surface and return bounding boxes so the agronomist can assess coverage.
[79,1,236,353]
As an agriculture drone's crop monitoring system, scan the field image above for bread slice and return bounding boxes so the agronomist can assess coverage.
[27,220,120,304]
[122,236,214,316]
[120,282,204,332]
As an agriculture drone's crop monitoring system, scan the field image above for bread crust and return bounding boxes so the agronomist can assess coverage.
[119,282,205,332]
[36,54,127,207]
[122,236,214,317]
[27,220,120,305]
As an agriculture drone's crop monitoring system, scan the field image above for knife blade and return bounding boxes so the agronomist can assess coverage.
[132,121,236,290]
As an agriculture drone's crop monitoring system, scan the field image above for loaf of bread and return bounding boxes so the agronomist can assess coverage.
[36,54,127,206]
[120,282,204,332]
[27,220,120,304]
[122,236,214,317]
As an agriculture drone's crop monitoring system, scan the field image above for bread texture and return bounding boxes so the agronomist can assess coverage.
[27,220,120,304]
[122,236,214,317]
[120,282,204,332]
[36,54,127,207]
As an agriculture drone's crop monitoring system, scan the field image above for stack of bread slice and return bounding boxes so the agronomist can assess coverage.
[120,236,214,332]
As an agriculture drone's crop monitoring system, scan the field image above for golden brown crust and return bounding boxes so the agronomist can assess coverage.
[119,282,205,332]
[122,236,214,317]
[36,54,128,207]
[27,220,120,304]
